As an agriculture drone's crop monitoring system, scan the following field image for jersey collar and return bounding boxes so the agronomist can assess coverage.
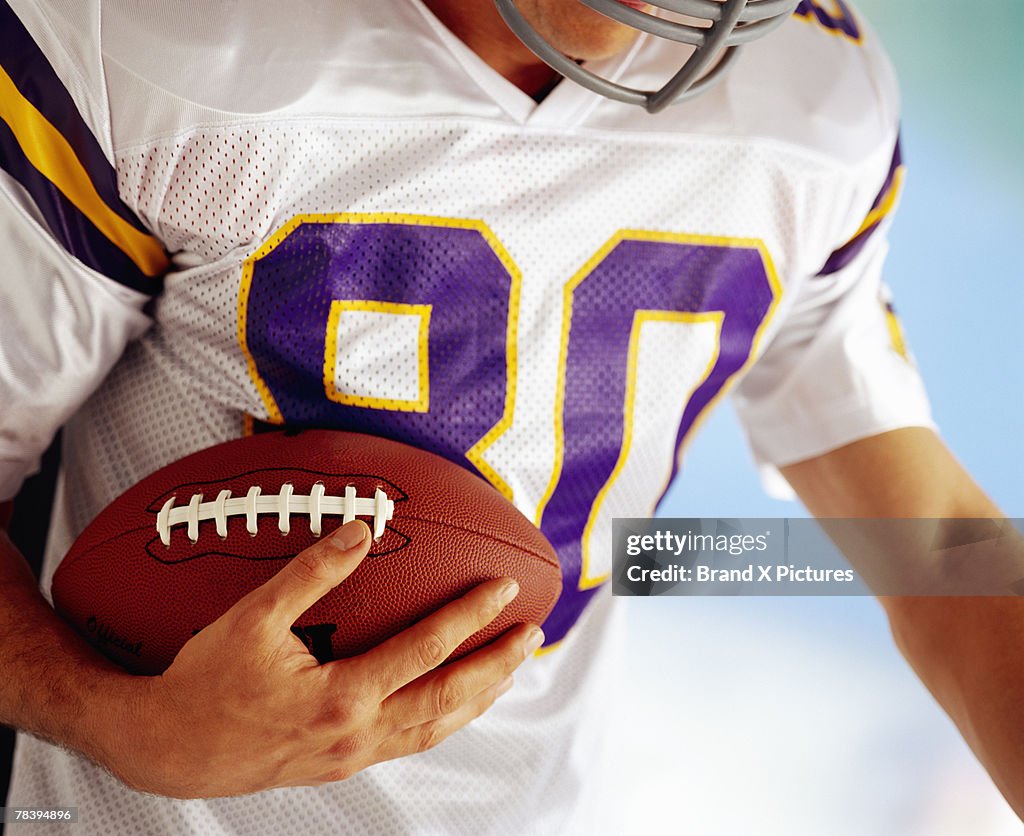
[409,0,650,127]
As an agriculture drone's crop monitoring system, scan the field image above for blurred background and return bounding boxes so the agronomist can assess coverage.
[613,1,1024,832]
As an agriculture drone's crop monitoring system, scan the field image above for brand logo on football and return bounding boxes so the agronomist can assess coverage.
[86,615,143,657]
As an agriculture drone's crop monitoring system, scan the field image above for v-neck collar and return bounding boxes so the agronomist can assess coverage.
[408,0,649,128]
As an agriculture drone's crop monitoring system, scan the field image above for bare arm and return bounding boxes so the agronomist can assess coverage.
[0,507,541,797]
[0,503,143,771]
[781,427,1024,818]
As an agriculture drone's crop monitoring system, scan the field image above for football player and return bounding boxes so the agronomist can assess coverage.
[0,0,1021,832]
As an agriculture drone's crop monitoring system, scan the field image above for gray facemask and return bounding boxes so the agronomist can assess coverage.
[493,0,801,113]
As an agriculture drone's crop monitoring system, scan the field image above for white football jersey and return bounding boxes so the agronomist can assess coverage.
[1,0,933,833]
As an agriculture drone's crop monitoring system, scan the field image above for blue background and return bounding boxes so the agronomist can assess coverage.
[615,2,1024,832]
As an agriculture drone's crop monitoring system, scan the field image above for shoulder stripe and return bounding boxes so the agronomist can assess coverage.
[0,118,148,290]
[0,3,148,236]
[793,1,862,44]
[0,3,167,289]
[817,136,904,277]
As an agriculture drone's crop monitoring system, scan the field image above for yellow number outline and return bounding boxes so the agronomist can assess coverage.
[535,230,783,592]
[237,212,521,499]
[323,299,432,412]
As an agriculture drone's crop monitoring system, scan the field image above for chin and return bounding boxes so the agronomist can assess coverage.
[553,24,642,62]
[526,0,644,61]
[564,29,641,61]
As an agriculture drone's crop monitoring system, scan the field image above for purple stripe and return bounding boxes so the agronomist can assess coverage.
[869,134,902,213]
[816,135,902,277]
[793,0,862,41]
[1,3,158,235]
[816,224,876,276]
[539,239,774,644]
[0,119,159,294]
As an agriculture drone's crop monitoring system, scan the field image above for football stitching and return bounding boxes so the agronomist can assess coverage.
[155,483,395,545]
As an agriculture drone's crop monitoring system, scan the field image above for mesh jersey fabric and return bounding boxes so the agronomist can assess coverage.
[2,0,933,833]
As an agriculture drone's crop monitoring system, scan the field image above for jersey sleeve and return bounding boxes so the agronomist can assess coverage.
[732,140,935,494]
[0,0,168,500]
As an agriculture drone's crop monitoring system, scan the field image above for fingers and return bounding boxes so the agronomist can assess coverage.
[380,624,543,731]
[346,577,522,697]
[238,520,371,631]
[326,627,538,785]
[373,675,516,764]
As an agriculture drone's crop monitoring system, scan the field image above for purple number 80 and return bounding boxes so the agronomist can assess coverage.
[239,214,780,647]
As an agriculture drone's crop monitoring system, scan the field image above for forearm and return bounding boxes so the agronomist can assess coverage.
[883,595,1024,817]
[0,526,143,771]
[782,429,1024,818]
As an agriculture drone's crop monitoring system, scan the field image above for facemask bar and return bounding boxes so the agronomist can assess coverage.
[493,0,800,113]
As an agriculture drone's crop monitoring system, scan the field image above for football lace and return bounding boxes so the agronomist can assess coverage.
[155,483,394,546]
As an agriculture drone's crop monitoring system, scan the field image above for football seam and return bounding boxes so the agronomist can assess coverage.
[393,513,561,570]
[53,515,560,578]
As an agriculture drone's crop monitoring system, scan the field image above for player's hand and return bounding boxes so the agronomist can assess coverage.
[115,520,543,798]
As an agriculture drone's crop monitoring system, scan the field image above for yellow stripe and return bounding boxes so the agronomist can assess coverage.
[323,300,432,412]
[884,306,909,361]
[578,310,722,589]
[464,224,521,503]
[658,240,783,507]
[533,233,620,527]
[238,254,285,424]
[0,65,167,277]
[847,166,906,243]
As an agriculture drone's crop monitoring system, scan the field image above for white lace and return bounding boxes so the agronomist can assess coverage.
[155,483,394,546]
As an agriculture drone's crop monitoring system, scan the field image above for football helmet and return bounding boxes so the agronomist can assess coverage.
[493,0,801,113]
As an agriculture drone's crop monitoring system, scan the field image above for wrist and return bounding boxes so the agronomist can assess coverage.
[73,668,152,783]
[0,529,173,790]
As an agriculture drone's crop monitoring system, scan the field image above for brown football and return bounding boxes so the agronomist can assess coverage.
[51,430,561,675]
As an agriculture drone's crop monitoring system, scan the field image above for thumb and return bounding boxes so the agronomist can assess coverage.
[249,519,371,631]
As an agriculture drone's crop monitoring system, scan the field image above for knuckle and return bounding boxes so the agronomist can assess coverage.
[416,630,448,669]
[321,764,356,784]
[474,594,504,625]
[416,721,445,754]
[230,598,276,637]
[432,678,464,718]
[321,688,371,730]
[290,545,334,585]
[327,732,363,762]
[319,700,354,730]
[341,692,373,724]
[500,648,523,676]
